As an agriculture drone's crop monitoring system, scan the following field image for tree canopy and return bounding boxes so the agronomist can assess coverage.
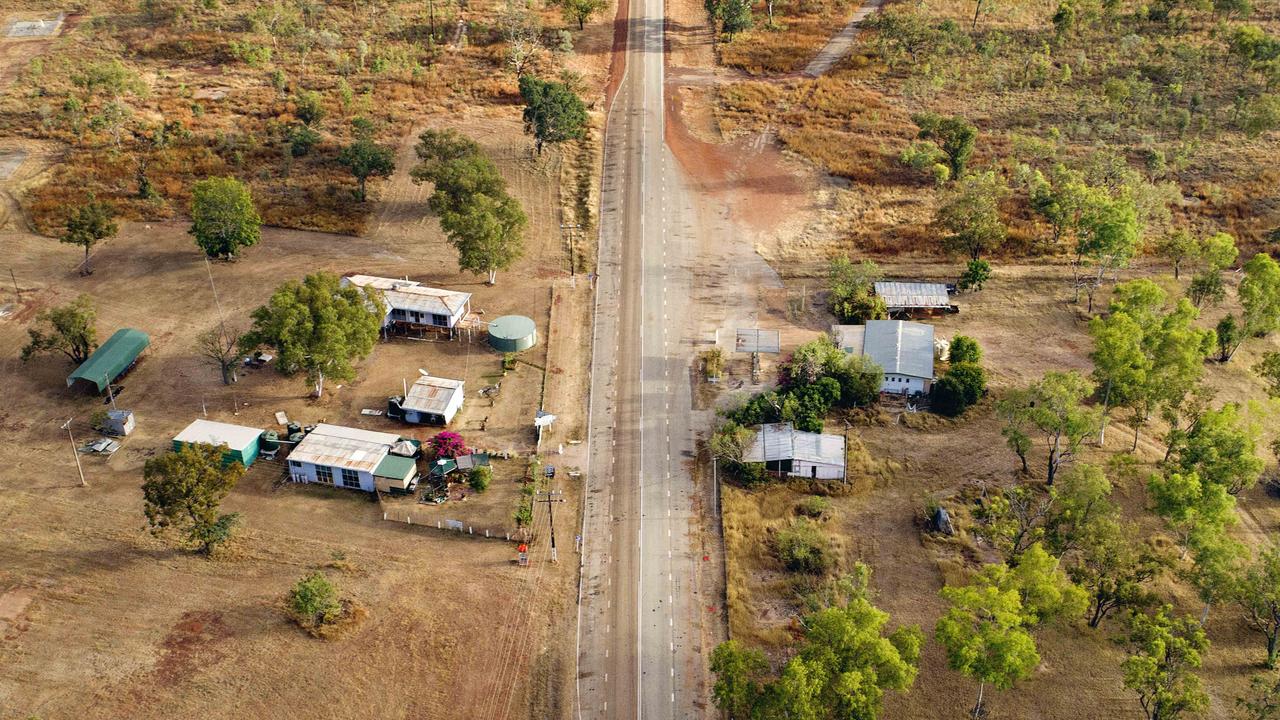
[338,119,395,202]
[60,199,118,275]
[519,75,588,155]
[240,272,384,397]
[21,294,98,365]
[189,176,262,259]
[142,443,244,555]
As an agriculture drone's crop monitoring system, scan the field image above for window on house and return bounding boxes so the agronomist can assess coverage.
[340,468,361,489]
[289,460,301,469]
[431,313,449,326]
[315,465,334,484]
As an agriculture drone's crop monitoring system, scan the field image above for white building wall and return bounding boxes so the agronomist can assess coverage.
[287,460,375,492]
[791,461,845,481]
[879,374,929,395]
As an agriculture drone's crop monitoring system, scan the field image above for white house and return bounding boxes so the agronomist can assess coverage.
[341,275,472,332]
[743,422,846,481]
[287,423,419,494]
[389,375,465,426]
[832,319,936,396]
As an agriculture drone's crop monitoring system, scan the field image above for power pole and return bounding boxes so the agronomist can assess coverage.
[535,489,565,562]
[61,418,87,488]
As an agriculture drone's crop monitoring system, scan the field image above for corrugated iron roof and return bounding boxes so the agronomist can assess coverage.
[402,375,464,414]
[289,423,401,473]
[742,423,846,467]
[343,275,471,318]
[863,320,935,379]
[873,281,951,309]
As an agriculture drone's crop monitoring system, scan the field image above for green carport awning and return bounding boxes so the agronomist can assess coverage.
[67,328,150,392]
[374,454,418,480]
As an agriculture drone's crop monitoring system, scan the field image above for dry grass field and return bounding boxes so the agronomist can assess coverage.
[0,2,609,712]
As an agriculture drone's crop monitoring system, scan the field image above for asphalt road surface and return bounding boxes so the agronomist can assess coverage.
[576,0,709,713]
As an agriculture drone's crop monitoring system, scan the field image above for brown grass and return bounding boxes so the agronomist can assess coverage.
[718,0,860,75]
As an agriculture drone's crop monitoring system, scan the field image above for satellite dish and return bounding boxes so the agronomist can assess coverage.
[418,368,430,376]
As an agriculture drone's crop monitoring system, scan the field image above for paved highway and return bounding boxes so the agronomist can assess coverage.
[576,0,708,713]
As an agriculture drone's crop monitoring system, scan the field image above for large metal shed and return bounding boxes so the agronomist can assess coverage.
[66,328,150,393]
[173,419,263,467]
[488,315,538,352]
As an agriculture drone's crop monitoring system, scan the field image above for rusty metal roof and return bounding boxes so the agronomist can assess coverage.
[289,423,402,473]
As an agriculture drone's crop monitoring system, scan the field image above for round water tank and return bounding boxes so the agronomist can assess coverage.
[488,315,538,353]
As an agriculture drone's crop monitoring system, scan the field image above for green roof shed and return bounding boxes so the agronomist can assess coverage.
[67,328,150,393]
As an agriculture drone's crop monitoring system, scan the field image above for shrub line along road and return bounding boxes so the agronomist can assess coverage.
[577,0,706,712]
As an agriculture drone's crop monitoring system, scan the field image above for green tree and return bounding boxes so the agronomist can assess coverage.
[293,89,325,127]
[937,171,1008,261]
[1002,371,1101,485]
[519,76,588,155]
[931,363,987,417]
[189,177,262,259]
[240,272,385,397]
[1171,403,1264,496]
[1090,310,1149,445]
[1070,521,1166,628]
[1201,232,1240,271]
[1075,192,1141,312]
[1187,270,1225,309]
[1255,352,1280,398]
[1148,471,1237,557]
[827,257,887,323]
[711,567,921,720]
[911,112,977,179]
[1122,607,1210,720]
[411,128,484,181]
[709,640,769,718]
[1028,165,1089,247]
[1241,253,1280,338]
[20,294,97,365]
[958,258,992,291]
[141,443,244,555]
[1235,545,1280,669]
[1155,230,1197,279]
[775,519,834,574]
[1238,673,1280,720]
[439,191,528,285]
[935,573,1041,719]
[714,0,753,38]
[60,199,118,275]
[560,0,606,29]
[949,335,983,364]
[1217,314,1246,362]
[1044,462,1116,555]
[338,120,395,202]
[288,571,342,629]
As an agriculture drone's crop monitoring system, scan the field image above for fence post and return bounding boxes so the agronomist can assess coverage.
[407,516,412,525]
[383,511,387,520]
[469,526,473,535]
[485,529,490,538]
[437,520,442,529]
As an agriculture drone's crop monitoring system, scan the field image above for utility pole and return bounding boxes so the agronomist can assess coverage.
[9,268,17,295]
[535,489,565,562]
[61,418,87,488]
[104,373,118,411]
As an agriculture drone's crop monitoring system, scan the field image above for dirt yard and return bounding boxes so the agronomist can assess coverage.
[0,97,596,719]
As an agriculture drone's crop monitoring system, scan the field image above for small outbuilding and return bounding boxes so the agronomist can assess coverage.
[173,419,264,467]
[743,422,846,481]
[287,423,419,493]
[67,328,150,393]
[488,315,537,353]
[388,375,465,425]
[833,320,936,396]
[873,281,955,316]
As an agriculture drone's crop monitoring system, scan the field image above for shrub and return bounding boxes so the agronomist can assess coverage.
[948,335,983,365]
[795,495,832,519]
[429,431,468,459]
[469,466,492,493]
[288,572,341,630]
[931,362,987,417]
[774,519,834,574]
[958,259,991,292]
[287,124,321,157]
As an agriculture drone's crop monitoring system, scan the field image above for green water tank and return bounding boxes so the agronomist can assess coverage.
[488,315,538,353]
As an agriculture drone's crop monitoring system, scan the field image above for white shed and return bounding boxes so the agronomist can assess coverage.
[743,422,846,481]
[287,424,418,493]
[391,375,465,425]
[833,320,935,396]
